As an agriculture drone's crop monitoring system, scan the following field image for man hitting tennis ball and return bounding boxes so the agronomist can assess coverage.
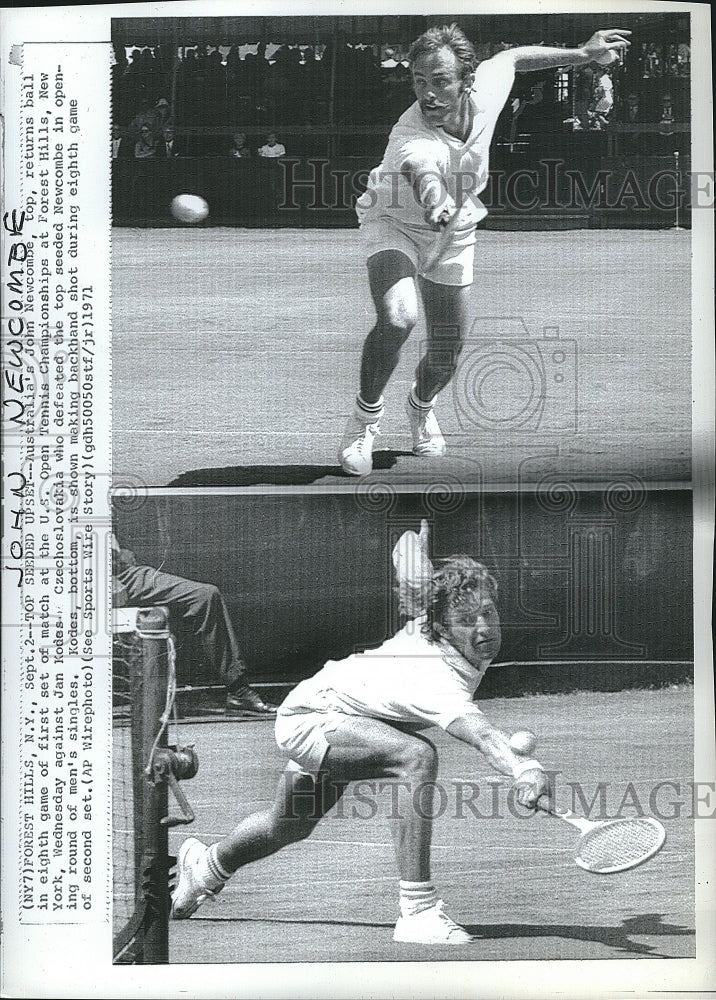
[340,23,631,474]
[171,522,552,944]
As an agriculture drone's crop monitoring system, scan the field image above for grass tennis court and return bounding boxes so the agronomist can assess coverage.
[112,227,691,488]
[157,685,694,963]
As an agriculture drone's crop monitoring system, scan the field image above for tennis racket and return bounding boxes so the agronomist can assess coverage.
[421,199,472,273]
[539,802,666,874]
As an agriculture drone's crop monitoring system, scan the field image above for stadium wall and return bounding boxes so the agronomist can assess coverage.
[112,489,693,695]
[113,152,690,231]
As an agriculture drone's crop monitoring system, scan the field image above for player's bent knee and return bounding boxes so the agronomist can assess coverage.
[397,739,438,780]
[378,283,418,337]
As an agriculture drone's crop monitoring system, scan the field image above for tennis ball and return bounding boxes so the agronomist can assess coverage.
[509,730,538,755]
[171,193,209,224]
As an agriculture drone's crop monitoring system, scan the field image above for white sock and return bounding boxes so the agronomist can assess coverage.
[199,843,232,891]
[408,384,436,412]
[399,879,438,917]
[356,393,384,421]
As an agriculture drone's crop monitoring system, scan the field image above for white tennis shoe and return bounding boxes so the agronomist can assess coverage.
[339,411,382,476]
[406,400,446,458]
[393,900,476,944]
[170,837,223,920]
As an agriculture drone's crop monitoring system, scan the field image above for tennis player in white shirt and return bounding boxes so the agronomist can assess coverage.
[339,23,631,474]
[171,523,552,944]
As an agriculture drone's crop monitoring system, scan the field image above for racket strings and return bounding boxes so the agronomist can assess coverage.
[578,819,662,871]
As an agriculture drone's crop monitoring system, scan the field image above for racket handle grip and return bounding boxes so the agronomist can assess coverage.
[535,795,560,816]
[536,802,594,834]
[535,796,577,821]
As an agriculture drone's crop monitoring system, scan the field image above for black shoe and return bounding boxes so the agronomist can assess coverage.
[226,685,278,717]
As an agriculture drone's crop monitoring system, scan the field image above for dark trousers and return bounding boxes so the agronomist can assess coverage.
[116,565,246,687]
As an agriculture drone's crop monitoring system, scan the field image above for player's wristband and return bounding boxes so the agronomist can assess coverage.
[512,759,544,782]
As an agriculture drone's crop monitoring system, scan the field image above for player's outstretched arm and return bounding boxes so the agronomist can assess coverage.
[504,28,631,73]
[447,711,552,808]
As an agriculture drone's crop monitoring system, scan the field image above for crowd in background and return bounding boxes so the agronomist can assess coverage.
[111,37,690,161]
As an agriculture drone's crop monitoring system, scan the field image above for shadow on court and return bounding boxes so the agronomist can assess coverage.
[464,913,695,958]
[173,912,694,962]
[167,451,412,487]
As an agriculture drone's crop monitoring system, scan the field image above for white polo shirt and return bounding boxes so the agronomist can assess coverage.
[280,616,491,731]
[356,51,515,229]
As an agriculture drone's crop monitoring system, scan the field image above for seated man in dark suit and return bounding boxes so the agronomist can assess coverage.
[112,533,276,716]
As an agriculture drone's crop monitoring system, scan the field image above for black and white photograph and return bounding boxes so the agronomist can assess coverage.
[111,488,696,965]
[0,3,713,998]
[110,12,696,490]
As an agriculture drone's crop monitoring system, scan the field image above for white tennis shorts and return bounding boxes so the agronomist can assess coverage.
[360,216,477,287]
[275,706,348,776]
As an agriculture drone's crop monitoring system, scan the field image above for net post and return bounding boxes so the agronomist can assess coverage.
[136,606,171,964]
[673,151,682,230]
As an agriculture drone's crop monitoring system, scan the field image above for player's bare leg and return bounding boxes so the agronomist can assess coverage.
[170,769,345,920]
[360,252,419,403]
[340,251,417,475]
[216,768,345,869]
[212,718,435,878]
[324,718,476,942]
[416,278,471,400]
[171,717,475,942]
[323,717,438,882]
[406,278,471,457]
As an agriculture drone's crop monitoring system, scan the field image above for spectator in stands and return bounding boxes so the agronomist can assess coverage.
[177,47,203,126]
[656,91,682,154]
[621,90,642,124]
[130,120,162,216]
[229,130,252,158]
[591,65,614,129]
[618,90,648,154]
[258,132,286,220]
[643,42,662,78]
[150,96,172,132]
[677,42,690,76]
[658,92,675,135]
[666,44,680,77]
[297,46,328,124]
[381,51,413,123]
[112,126,123,159]
[258,131,286,157]
[162,125,178,157]
[134,122,157,159]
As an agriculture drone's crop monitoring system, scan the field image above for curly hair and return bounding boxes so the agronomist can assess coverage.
[422,555,498,642]
[408,23,478,82]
